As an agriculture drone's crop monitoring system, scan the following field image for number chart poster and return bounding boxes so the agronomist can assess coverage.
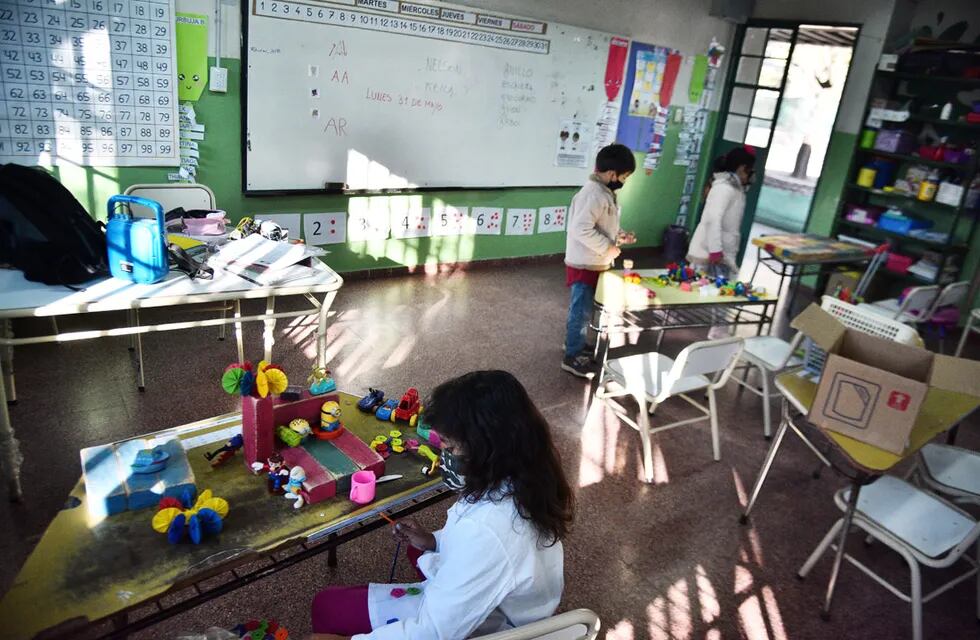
[0,0,180,167]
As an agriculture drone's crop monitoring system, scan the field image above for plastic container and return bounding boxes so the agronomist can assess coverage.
[857,166,877,188]
[877,211,932,235]
[874,129,915,154]
[844,203,885,225]
[860,129,877,149]
[917,169,939,202]
[349,470,376,505]
[886,253,914,274]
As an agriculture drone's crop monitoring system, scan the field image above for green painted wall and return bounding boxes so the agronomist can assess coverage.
[47,58,718,273]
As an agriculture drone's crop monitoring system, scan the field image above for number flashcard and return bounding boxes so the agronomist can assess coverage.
[431,204,468,237]
[304,212,346,245]
[390,203,431,240]
[347,198,390,241]
[506,208,536,236]
[538,206,568,233]
[472,207,502,235]
[0,0,179,166]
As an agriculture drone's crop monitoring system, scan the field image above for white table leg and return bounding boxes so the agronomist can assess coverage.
[263,296,276,362]
[2,319,15,405]
[317,291,337,369]
[234,300,245,363]
[0,352,23,502]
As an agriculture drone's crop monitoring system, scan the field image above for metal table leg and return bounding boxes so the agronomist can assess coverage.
[134,308,145,391]
[1,319,15,405]
[316,291,337,369]
[263,296,276,362]
[0,352,23,502]
[234,300,245,364]
[821,480,863,619]
[740,401,790,524]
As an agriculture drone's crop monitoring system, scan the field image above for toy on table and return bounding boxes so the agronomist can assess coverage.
[316,400,345,440]
[204,434,244,467]
[221,361,289,399]
[357,388,386,412]
[231,618,289,640]
[375,398,398,421]
[371,429,408,458]
[131,445,170,474]
[349,470,376,504]
[277,418,312,447]
[418,444,441,477]
[307,366,337,395]
[393,388,422,427]
[151,488,229,545]
[415,419,442,448]
[251,453,291,494]
[282,466,306,509]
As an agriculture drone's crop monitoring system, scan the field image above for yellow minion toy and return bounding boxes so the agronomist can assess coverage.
[316,400,344,440]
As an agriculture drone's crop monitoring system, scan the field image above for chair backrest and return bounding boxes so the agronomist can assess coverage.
[929,280,970,314]
[896,285,940,319]
[804,297,922,376]
[123,183,217,218]
[663,337,744,398]
[475,609,600,640]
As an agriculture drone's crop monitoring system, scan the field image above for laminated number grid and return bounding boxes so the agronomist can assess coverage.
[0,0,179,166]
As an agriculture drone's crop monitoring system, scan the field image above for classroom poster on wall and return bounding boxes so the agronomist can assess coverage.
[628,49,666,118]
[390,200,431,239]
[538,207,567,233]
[431,204,469,237]
[175,13,208,102]
[471,208,503,235]
[506,209,537,236]
[555,119,589,168]
[304,212,347,245]
[348,199,391,241]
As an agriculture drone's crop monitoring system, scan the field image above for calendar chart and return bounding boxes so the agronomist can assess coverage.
[0,0,179,166]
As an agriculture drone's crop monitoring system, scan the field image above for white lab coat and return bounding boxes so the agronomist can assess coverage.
[353,492,564,640]
[687,172,746,272]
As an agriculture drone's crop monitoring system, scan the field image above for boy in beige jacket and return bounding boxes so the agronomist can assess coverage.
[562,144,636,378]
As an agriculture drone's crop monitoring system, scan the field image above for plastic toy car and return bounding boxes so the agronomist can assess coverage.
[357,388,385,413]
[394,388,422,427]
[375,398,398,422]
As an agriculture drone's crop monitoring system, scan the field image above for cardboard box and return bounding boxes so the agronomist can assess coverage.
[792,304,980,454]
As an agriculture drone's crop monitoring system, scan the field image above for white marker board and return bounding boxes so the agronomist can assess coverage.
[243,0,626,192]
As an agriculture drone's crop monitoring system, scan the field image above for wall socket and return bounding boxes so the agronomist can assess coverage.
[209,66,228,93]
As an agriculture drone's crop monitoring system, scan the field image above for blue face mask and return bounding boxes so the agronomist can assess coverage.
[439,449,467,491]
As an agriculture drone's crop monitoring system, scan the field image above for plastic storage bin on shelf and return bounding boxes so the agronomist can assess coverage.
[886,253,914,274]
[877,210,932,235]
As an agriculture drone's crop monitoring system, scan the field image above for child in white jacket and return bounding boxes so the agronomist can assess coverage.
[310,371,575,640]
[687,146,755,338]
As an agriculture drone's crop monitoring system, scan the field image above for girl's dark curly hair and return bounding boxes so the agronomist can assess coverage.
[423,370,574,545]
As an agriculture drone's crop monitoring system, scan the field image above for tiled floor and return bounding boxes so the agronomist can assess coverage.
[2,258,978,639]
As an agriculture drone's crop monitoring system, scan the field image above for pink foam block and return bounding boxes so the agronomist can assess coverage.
[280,446,337,503]
[242,395,275,466]
[332,429,385,478]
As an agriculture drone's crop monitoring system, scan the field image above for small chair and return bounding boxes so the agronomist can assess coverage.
[476,609,600,640]
[798,476,980,640]
[859,285,939,325]
[594,338,744,483]
[914,443,980,507]
[731,333,804,439]
[955,308,980,357]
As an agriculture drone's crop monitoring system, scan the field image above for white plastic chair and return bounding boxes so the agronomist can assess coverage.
[594,337,744,482]
[475,609,600,640]
[955,308,980,357]
[859,285,939,324]
[731,333,804,439]
[798,476,980,640]
[913,444,980,507]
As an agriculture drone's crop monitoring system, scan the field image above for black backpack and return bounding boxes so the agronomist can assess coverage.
[0,163,109,286]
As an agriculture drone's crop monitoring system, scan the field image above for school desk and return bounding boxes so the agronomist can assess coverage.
[0,392,449,640]
[0,262,342,502]
[739,370,980,618]
[592,269,778,357]
[749,233,876,314]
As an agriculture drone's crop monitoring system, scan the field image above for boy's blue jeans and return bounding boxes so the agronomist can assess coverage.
[564,282,595,360]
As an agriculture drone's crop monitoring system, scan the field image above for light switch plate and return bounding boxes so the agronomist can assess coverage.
[209,66,228,93]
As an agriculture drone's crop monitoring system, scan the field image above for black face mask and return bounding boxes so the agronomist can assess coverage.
[607,180,624,191]
[439,449,467,491]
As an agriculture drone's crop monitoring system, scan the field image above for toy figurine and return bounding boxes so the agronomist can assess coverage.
[204,433,244,467]
[251,453,290,494]
[283,466,306,509]
[307,366,337,395]
[316,400,345,440]
[277,425,303,448]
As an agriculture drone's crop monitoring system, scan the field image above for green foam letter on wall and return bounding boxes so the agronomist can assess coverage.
[176,13,208,102]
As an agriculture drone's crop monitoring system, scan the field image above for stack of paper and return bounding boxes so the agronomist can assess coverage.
[209,235,326,286]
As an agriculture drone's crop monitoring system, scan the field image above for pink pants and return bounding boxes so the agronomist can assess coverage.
[311,546,426,635]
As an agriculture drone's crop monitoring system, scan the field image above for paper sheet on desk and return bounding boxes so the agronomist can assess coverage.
[209,235,326,286]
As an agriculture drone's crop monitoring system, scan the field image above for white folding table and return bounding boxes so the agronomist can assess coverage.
[0,262,343,501]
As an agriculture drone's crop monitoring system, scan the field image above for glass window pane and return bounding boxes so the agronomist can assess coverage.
[724,114,748,143]
[765,29,792,59]
[745,118,772,147]
[759,58,787,88]
[751,89,780,119]
[736,56,762,85]
[730,87,755,115]
[743,28,767,56]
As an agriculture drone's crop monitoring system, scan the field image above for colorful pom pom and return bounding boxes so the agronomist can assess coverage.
[222,368,245,395]
[265,368,288,394]
[167,513,187,544]
[153,507,182,533]
[240,370,255,396]
[158,496,183,511]
[255,369,269,398]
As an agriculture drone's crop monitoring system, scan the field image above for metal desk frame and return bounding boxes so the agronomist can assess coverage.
[747,245,872,315]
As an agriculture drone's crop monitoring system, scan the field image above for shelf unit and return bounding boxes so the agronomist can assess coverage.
[832,64,979,286]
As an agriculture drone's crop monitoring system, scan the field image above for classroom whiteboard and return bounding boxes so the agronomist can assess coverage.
[243,0,627,192]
